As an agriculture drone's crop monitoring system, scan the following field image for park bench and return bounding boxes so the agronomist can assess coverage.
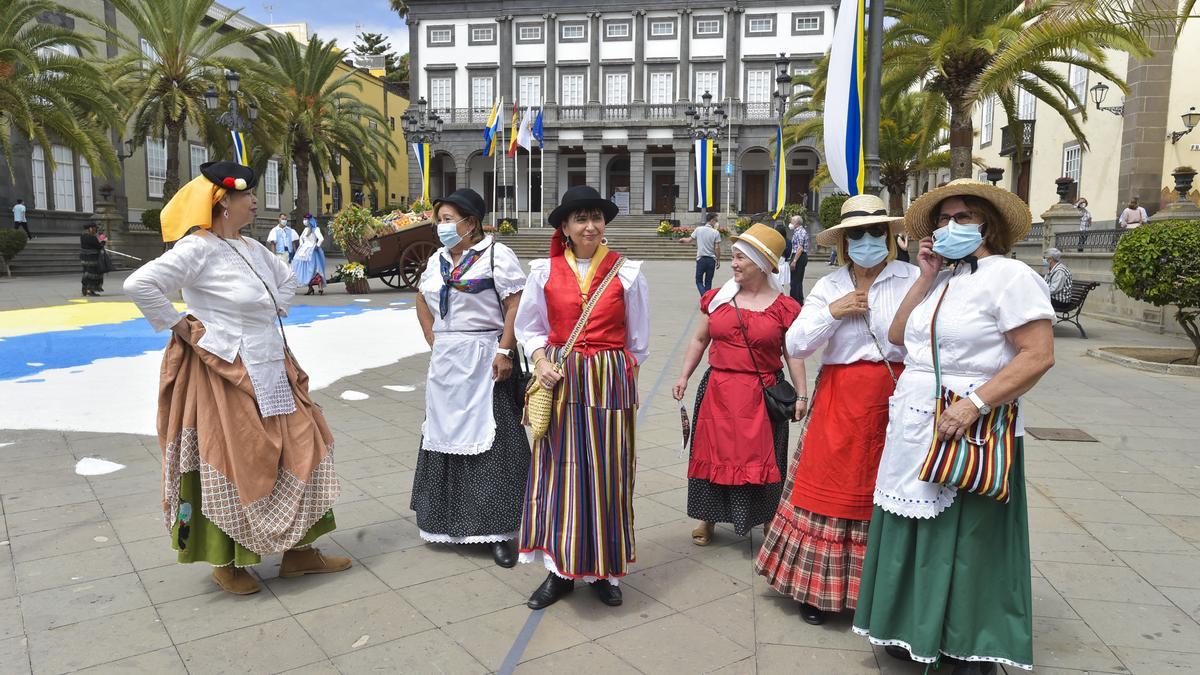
[1054,280,1100,338]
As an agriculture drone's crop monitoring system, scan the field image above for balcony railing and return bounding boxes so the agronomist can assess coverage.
[1055,228,1126,252]
[1024,222,1045,241]
[431,101,810,128]
[1000,120,1035,159]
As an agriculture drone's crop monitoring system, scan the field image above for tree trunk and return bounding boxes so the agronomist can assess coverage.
[295,152,311,221]
[887,186,904,215]
[948,99,974,180]
[163,119,184,202]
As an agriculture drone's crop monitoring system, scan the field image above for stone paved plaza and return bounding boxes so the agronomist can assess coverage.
[1,260,1199,674]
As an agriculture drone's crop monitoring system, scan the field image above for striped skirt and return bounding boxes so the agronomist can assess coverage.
[517,347,637,581]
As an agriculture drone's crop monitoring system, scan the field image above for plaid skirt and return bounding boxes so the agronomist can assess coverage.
[755,428,870,612]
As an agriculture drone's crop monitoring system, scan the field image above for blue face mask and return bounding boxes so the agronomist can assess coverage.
[847,233,889,268]
[437,220,464,248]
[931,221,983,260]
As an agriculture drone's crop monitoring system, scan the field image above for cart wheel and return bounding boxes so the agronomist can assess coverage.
[379,267,401,288]
[399,242,437,288]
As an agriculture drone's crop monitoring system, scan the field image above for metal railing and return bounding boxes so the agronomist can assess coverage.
[1055,228,1126,252]
[432,101,813,128]
[1024,222,1045,241]
[1000,120,1036,159]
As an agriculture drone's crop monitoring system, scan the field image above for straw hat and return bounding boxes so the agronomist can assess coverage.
[732,223,786,273]
[904,178,1032,242]
[814,194,904,247]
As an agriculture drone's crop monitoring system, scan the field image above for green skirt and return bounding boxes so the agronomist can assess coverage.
[170,471,337,567]
[852,438,1033,670]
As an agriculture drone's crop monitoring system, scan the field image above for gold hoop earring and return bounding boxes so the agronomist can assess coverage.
[601,237,609,245]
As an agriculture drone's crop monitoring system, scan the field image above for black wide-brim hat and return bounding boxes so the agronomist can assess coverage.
[432,188,487,221]
[547,185,619,228]
[200,161,257,192]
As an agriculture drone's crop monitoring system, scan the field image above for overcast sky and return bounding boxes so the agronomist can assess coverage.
[235,0,409,55]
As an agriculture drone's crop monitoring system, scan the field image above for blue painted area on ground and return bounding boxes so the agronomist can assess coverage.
[0,304,379,381]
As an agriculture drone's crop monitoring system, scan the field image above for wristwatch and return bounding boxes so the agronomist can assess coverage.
[496,346,514,359]
[967,391,991,415]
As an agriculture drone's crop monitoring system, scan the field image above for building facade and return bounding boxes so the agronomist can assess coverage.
[970,17,1200,227]
[405,0,835,223]
[0,2,409,237]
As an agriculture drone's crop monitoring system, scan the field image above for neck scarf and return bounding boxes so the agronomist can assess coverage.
[708,241,782,312]
[947,254,979,274]
[438,244,494,319]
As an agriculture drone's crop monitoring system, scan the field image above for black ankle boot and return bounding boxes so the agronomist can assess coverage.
[884,645,911,661]
[589,579,623,606]
[527,573,574,610]
[798,603,825,625]
[491,540,516,568]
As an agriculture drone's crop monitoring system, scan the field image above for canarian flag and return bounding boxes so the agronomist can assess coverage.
[694,137,715,208]
[482,98,502,157]
[231,130,248,166]
[515,107,536,151]
[770,124,786,219]
[506,102,521,157]
[824,0,866,195]
[412,142,431,202]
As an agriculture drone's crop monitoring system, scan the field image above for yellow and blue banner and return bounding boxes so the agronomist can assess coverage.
[771,124,786,219]
[824,0,866,196]
[412,142,431,202]
[482,98,502,157]
[231,130,249,166]
[693,137,715,208]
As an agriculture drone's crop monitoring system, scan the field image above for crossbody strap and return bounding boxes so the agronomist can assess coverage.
[928,282,951,396]
[218,236,290,353]
[730,295,770,391]
[556,256,625,368]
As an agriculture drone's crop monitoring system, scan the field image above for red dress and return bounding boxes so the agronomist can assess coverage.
[688,291,801,486]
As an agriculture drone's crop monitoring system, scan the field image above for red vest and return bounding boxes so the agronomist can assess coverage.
[546,251,627,357]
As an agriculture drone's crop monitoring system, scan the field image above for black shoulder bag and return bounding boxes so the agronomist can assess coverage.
[730,295,797,425]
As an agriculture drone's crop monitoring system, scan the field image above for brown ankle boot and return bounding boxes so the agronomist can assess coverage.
[212,565,261,595]
[279,546,352,578]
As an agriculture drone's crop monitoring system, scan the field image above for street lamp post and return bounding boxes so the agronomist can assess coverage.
[402,97,444,207]
[772,53,791,219]
[685,91,725,217]
[204,70,259,141]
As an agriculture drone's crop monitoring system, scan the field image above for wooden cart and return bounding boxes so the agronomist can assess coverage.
[348,220,440,289]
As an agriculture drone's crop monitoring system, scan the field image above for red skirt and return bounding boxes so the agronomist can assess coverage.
[688,368,781,486]
[789,360,900,520]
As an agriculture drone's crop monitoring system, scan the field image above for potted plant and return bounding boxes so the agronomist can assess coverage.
[1172,165,1197,202]
[498,219,517,236]
[735,216,752,234]
[0,229,28,277]
[334,262,370,294]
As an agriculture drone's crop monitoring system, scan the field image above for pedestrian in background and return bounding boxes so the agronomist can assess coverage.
[895,232,911,263]
[1074,198,1091,251]
[680,212,723,294]
[292,214,327,295]
[80,223,105,296]
[756,194,916,626]
[1044,247,1074,311]
[788,214,810,303]
[1118,197,1148,229]
[673,224,806,547]
[267,214,296,263]
[12,198,31,239]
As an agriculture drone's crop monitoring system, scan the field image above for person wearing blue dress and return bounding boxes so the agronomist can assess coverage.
[292,215,327,295]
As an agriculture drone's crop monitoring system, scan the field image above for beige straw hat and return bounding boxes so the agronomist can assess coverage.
[903,178,1032,241]
[731,223,786,273]
[814,194,904,247]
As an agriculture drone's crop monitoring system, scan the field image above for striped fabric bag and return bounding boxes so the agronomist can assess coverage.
[917,283,1016,503]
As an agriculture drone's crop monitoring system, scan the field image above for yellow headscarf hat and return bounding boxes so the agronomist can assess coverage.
[159,160,257,242]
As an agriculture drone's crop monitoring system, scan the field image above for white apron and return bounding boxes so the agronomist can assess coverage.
[421,330,499,455]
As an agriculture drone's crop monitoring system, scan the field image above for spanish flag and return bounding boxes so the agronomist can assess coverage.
[506,102,521,157]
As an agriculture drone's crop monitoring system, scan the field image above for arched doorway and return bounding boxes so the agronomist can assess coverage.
[739,148,772,215]
[606,155,630,214]
[787,147,820,212]
[429,152,456,201]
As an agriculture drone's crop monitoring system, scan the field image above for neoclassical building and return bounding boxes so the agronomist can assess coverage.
[404,0,835,221]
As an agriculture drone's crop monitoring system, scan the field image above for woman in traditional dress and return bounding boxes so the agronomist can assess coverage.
[291,214,327,295]
[80,222,105,296]
[411,188,530,568]
[514,185,650,609]
[754,194,916,626]
[123,161,349,596]
[672,224,806,546]
[853,180,1055,673]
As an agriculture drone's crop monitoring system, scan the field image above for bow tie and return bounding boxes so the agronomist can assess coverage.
[948,255,979,273]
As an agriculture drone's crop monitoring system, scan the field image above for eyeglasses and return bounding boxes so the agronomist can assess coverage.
[936,211,977,225]
[845,224,888,240]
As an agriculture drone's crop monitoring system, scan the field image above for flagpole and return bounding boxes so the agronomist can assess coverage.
[539,99,545,227]
[502,111,509,220]
[492,96,501,229]
[527,107,533,228]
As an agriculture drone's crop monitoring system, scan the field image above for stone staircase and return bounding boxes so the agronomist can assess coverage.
[7,237,132,276]
[501,214,702,261]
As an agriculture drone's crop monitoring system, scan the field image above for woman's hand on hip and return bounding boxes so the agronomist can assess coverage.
[938,398,981,441]
[793,399,809,422]
[534,358,563,389]
[828,291,868,319]
[672,376,688,401]
[492,354,512,382]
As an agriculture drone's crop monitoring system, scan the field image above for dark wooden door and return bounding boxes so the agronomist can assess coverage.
[568,172,586,188]
[653,173,675,213]
[744,172,768,214]
[443,173,457,196]
[1015,160,1032,204]
[484,172,495,213]
[787,173,811,206]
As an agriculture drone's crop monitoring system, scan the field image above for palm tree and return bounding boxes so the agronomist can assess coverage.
[884,0,1151,179]
[106,0,260,200]
[251,32,397,220]
[0,0,123,178]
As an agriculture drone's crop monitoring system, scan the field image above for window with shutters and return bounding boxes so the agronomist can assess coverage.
[30,146,48,210]
[1062,144,1081,185]
[519,75,542,107]
[265,159,280,210]
[52,145,75,212]
[190,144,208,179]
[146,137,167,198]
[695,71,719,101]
[1018,88,1036,120]
[429,77,452,113]
[981,96,995,145]
[472,76,494,120]
[80,158,93,213]
[1068,54,1087,107]
[746,69,773,118]
[561,74,585,106]
[605,73,629,106]
[650,72,673,104]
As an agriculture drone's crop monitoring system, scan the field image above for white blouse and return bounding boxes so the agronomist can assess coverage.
[874,255,1055,518]
[787,260,918,364]
[123,230,295,366]
[515,257,651,365]
[418,237,527,333]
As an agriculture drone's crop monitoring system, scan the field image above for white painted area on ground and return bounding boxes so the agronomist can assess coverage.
[26,362,44,367]
[0,442,12,449]
[354,298,371,303]
[340,390,369,400]
[383,385,416,393]
[0,308,428,435]
[75,457,126,476]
